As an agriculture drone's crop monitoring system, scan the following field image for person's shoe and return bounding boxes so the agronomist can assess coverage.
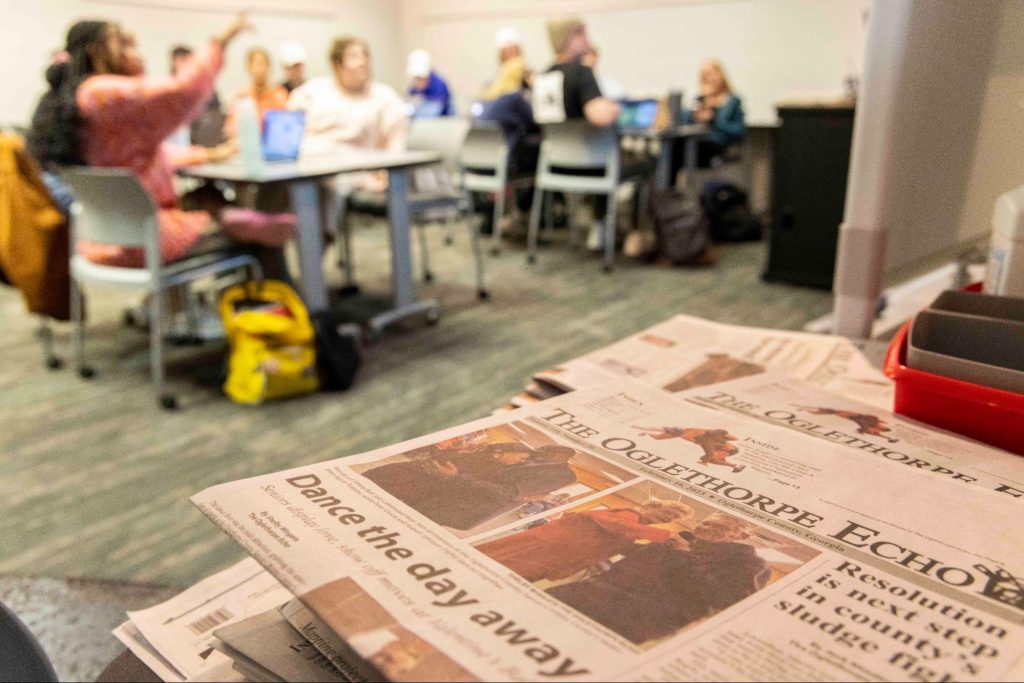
[169,299,224,344]
[586,221,604,251]
[498,213,527,240]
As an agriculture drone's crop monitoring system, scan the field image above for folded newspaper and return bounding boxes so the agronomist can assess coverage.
[183,377,1024,682]
[514,314,895,412]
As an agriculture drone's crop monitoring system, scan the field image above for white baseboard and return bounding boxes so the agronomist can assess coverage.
[804,263,987,338]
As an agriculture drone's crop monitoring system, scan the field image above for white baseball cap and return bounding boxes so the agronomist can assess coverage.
[278,41,307,67]
[495,26,521,49]
[406,49,431,79]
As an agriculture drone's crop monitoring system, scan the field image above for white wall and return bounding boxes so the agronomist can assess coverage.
[398,0,870,123]
[951,0,1024,265]
[870,0,1024,281]
[2,0,403,126]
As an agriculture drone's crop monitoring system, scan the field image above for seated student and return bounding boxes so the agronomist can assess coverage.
[671,58,746,177]
[225,47,289,138]
[479,88,539,176]
[288,36,407,192]
[481,27,527,102]
[27,14,290,268]
[278,41,308,94]
[533,17,620,128]
[406,49,454,117]
[531,17,622,248]
[477,88,540,233]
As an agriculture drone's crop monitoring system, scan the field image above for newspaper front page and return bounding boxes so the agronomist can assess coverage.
[533,314,894,409]
[676,372,1024,503]
[192,381,1024,682]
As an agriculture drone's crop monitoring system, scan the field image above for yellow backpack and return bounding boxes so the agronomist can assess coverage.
[220,280,320,404]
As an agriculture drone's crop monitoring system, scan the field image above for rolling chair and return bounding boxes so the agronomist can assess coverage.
[333,118,489,300]
[459,121,535,256]
[527,121,645,272]
[63,168,262,410]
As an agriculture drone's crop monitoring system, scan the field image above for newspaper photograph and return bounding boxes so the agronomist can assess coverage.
[473,479,819,648]
[191,379,1024,682]
[346,421,637,539]
[678,372,1024,503]
[533,314,894,409]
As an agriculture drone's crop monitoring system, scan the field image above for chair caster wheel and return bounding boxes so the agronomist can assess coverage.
[444,235,455,246]
[79,367,96,379]
[478,289,490,301]
[490,247,501,257]
[527,254,537,264]
[603,264,614,274]
[424,272,435,284]
[46,357,64,370]
[159,394,179,410]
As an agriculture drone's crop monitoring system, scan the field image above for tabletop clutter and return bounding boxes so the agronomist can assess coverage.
[886,287,1024,455]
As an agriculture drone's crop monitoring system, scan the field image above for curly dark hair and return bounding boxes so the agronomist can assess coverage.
[27,21,112,167]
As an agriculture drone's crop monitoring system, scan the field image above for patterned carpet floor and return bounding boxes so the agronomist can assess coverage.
[0,221,832,588]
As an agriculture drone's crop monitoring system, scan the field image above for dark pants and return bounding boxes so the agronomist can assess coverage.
[670,139,726,182]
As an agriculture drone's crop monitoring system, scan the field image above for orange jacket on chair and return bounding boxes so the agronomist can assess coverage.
[0,133,71,320]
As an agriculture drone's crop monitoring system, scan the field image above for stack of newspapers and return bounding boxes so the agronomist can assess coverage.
[494,314,896,413]
[115,317,1024,682]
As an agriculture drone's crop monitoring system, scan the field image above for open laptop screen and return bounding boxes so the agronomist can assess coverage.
[262,110,305,162]
[618,99,659,130]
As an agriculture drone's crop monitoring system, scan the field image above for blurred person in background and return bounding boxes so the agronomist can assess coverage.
[672,58,745,177]
[26,14,283,269]
[289,35,407,191]
[225,47,289,137]
[406,49,453,117]
[278,41,307,93]
[533,17,622,250]
[535,17,619,127]
[482,26,528,102]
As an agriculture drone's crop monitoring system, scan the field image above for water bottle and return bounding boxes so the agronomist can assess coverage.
[237,97,263,175]
[985,185,1024,297]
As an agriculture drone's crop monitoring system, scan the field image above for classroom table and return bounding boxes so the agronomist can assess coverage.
[179,149,441,335]
[619,123,709,190]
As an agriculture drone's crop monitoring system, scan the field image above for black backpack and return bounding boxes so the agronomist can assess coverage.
[648,188,711,265]
[701,180,762,242]
[310,312,362,391]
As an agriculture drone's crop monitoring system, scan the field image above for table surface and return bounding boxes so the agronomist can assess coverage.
[619,122,709,139]
[178,148,441,184]
[97,651,161,683]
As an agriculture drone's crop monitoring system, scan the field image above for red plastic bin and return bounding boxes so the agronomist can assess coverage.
[884,322,1024,455]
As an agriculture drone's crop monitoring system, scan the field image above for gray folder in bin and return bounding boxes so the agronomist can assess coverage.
[908,296,1024,394]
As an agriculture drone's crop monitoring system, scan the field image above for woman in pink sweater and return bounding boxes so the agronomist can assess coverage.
[29,14,290,267]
